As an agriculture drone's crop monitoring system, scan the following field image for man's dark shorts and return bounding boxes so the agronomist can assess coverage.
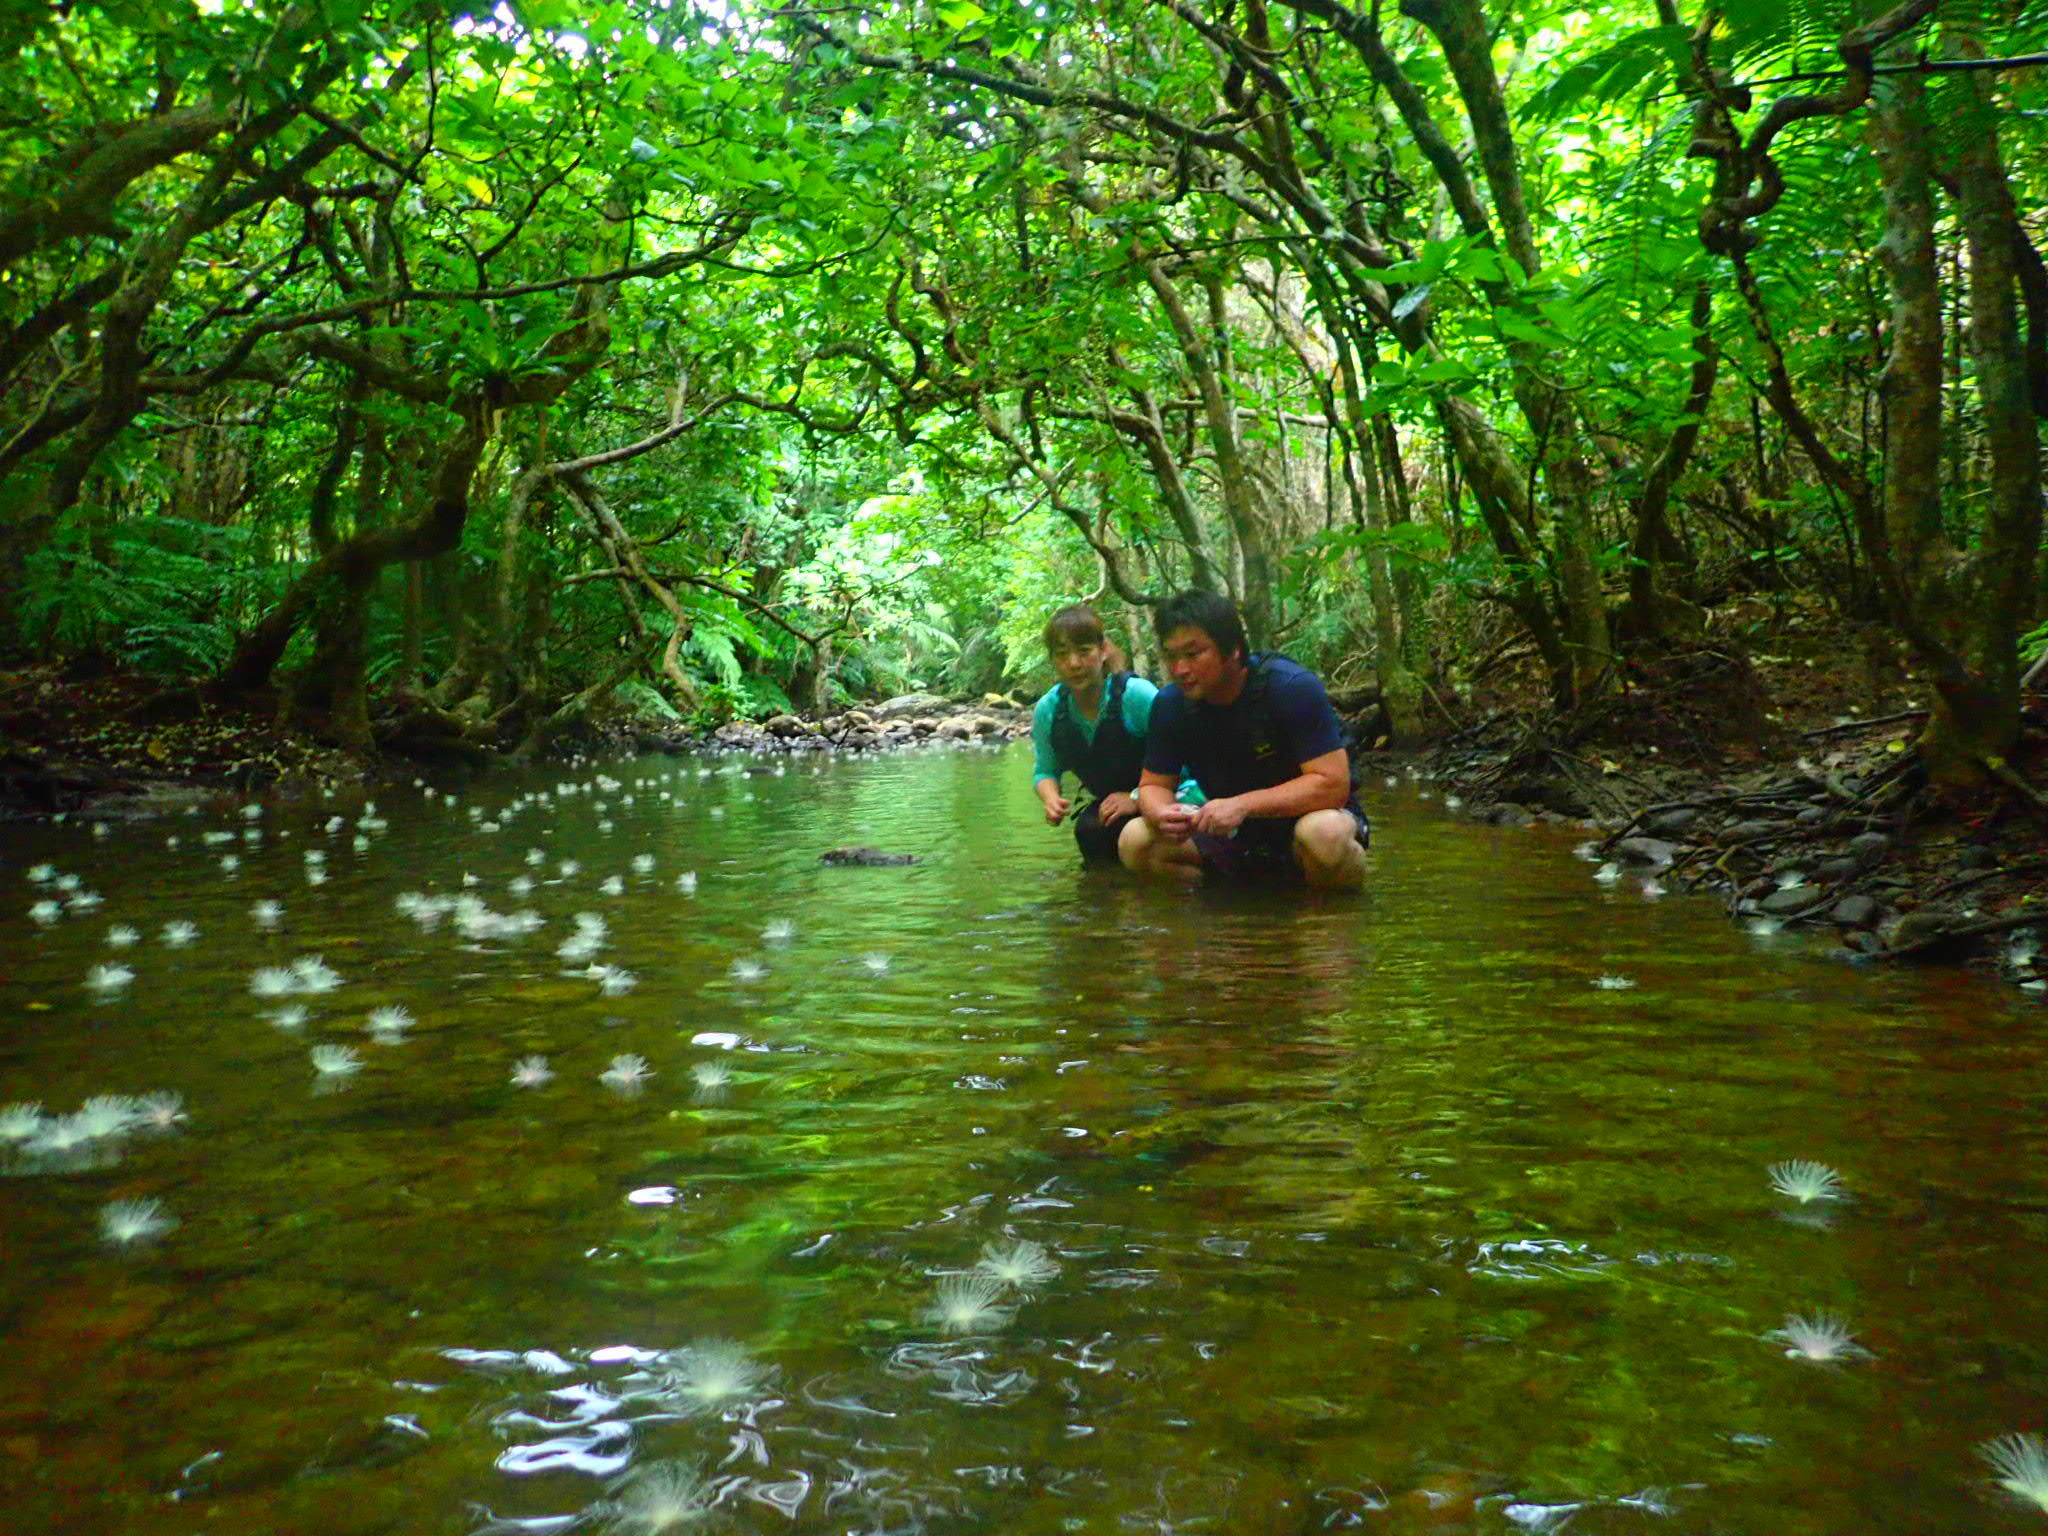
[1191,807,1371,881]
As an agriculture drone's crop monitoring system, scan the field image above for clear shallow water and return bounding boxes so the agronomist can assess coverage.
[2,746,2045,1535]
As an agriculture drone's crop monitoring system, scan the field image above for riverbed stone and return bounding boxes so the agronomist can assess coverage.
[1813,855,1864,883]
[874,692,950,719]
[1760,884,1826,914]
[1720,818,1785,842]
[1829,893,1881,927]
[1614,836,1679,867]
[1641,807,1700,836]
[762,713,808,737]
[1847,831,1892,858]
[937,718,973,740]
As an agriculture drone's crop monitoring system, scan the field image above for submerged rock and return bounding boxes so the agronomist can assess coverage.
[820,847,919,867]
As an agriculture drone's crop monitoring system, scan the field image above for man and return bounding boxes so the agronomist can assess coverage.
[1119,590,1369,889]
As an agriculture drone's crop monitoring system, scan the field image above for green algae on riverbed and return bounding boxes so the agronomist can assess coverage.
[2,746,2046,1534]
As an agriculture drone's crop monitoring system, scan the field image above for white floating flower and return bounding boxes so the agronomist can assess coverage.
[250,900,283,929]
[656,1339,771,1415]
[29,899,62,925]
[762,919,795,944]
[631,854,655,874]
[1767,1159,1845,1204]
[1592,862,1622,886]
[510,1055,554,1088]
[365,1005,415,1042]
[0,1102,45,1141]
[267,1005,309,1032]
[861,952,892,976]
[975,1237,1060,1290]
[106,925,139,948]
[76,1095,142,1138]
[1767,1312,1870,1363]
[136,1091,185,1130]
[926,1273,1014,1335]
[288,955,342,993]
[600,875,625,896]
[675,871,698,894]
[1591,974,1635,990]
[729,958,765,984]
[690,1061,732,1093]
[1982,1433,2048,1513]
[26,863,56,884]
[601,1053,652,1092]
[250,965,296,998]
[596,966,638,996]
[310,1043,361,1077]
[85,962,134,995]
[100,1197,176,1247]
[603,1460,713,1532]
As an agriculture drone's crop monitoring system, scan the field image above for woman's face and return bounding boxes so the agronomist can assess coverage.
[1050,638,1106,691]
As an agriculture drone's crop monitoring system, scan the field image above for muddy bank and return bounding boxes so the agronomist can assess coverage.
[1420,684,2048,992]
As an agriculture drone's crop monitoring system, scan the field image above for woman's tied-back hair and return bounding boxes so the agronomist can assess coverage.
[1153,589,1248,664]
[1043,604,1127,672]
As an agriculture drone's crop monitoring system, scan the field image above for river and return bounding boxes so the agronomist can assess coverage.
[2,744,2044,1534]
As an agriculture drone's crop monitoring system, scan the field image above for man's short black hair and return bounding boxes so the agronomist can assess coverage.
[1154,589,1248,663]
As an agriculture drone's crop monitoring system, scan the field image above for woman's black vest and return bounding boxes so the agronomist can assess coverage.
[1049,672,1148,801]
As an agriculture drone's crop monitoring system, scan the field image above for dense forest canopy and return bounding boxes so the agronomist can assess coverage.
[1,0,2042,785]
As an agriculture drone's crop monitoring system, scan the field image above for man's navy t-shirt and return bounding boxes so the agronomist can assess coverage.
[1143,654,1345,799]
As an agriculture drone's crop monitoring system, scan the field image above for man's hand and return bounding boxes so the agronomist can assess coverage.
[1098,791,1138,824]
[1191,796,1248,837]
[1151,801,1197,843]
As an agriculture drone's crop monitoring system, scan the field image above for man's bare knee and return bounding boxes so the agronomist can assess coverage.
[1117,815,1152,871]
[1295,810,1366,888]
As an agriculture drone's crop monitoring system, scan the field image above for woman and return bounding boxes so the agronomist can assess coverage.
[1030,604,1158,863]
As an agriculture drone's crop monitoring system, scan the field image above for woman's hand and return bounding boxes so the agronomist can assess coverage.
[1098,791,1138,824]
[1039,790,1072,826]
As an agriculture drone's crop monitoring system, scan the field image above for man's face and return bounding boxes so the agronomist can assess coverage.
[1161,624,1241,702]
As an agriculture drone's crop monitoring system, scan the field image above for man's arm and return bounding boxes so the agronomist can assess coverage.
[1189,750,1349,835]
